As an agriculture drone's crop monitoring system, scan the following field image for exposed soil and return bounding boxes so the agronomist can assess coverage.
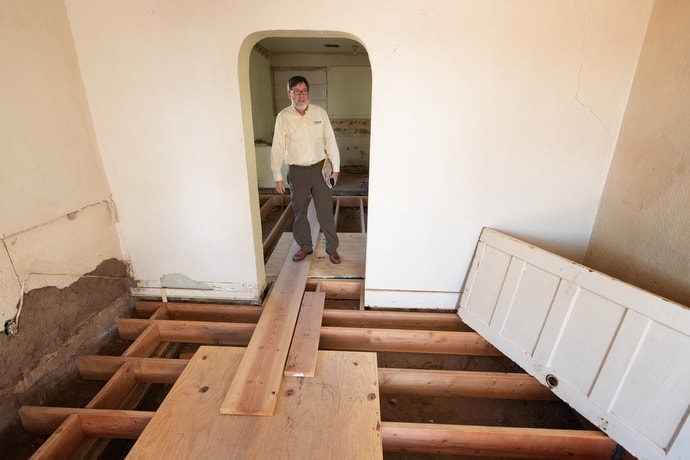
[1,203,588,459]
[0,296,585,460]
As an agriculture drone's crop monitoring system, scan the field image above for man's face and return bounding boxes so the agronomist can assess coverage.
[289,82,309,111]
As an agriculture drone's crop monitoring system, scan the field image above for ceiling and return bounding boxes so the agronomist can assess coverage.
[257,37,366,56]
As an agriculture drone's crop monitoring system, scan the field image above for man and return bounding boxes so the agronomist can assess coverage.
[271,75,341,264]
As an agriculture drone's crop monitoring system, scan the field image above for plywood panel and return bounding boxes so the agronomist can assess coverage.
[127,346,382,460]
[310,233,365,279]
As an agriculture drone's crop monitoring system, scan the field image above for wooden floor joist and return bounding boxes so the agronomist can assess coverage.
[76,355,554,402]
[135,299,468,330]
[381,422,618,459]
[19,406,153,439]
[18,201,629,459]
[77,355,189,382]
[29,413,84,460]
[117,318,496,355]
[378,368,556,400]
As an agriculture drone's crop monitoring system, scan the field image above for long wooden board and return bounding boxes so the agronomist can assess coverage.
[381,422,618,458]
[219,250,310,415]
[284,291,325,377]
[127,346,383,459]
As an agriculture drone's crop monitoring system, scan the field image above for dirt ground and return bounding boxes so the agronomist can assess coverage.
[1,202,588,459]
[0,294,585,460]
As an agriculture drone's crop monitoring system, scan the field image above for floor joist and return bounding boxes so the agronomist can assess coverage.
[381,422,618,459]
[76,355,552,401]
[16,198,623,459]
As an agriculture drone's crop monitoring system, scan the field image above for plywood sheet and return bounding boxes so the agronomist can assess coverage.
[127,346,382,460]
[310,233,366,279]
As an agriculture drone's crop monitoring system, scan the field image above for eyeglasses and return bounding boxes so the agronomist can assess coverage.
[290,89,309,96]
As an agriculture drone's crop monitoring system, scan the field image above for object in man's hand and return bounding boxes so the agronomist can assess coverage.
[322,157,334,189]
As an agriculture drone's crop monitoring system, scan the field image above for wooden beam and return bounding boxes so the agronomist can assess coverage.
[305,279,363,298]
[381,422,618,459]
[331,196,368,207]
[117,318,255,344]
[77,356,188,382]
[378,368,557,400]
[19,406,153,439]
[262,202,293,260]
[321,309,469,331]
[136,301,262,322]
[220,248,312,415]
[135,300,468,331]
[259,195,275,219]
[320,327,501,355]
[117,318,496,355]
[122,323,161,358]
[76,355,554,402]
[284,292,326,377]
[29,413,84,460]
[85,362,138,409]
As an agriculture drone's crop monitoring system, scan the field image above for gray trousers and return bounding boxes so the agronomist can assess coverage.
[287,160,339,254]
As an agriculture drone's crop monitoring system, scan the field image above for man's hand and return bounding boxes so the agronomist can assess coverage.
[330,172,339,187]
[275,180,286,194]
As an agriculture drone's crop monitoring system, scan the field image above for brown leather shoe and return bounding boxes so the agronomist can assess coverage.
[292,249,313,262]
[328,251,341,264]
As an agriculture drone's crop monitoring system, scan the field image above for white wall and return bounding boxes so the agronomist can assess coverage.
[586,0,690,307]
[1,0,120,326]
[64,0,653,308]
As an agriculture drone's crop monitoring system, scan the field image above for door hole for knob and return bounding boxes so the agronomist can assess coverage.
[545,374,559,388]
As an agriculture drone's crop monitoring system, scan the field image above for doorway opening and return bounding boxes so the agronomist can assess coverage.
[243,34,371,285]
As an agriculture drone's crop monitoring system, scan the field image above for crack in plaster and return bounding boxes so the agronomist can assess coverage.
[574,0,612,138]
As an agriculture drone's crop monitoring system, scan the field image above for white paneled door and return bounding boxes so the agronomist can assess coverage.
[458,228,690,460]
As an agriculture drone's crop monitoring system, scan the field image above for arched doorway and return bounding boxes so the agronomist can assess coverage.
[240,33,371,294]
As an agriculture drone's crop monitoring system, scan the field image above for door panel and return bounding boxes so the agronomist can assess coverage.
[458,228,690,460]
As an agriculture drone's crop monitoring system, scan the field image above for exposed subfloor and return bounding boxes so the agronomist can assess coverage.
[1,181,622,459]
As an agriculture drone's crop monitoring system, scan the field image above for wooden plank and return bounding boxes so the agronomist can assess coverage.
[117,318,255,344]
[76,356,552,401]
[378,368,557,400]
[321,309,470,331]
[77,355,188,382]
[319,327,500,355]
[259,195,275,219]
[220,247,311,415]
[136,301,262,322]
[127,346,383,459]
[19,406,153,439]
[116,318,496,355]
[136,300,468,331]
[29,413,84,460]
[263,202,294,259]
[306,279,363,298]
[309,233,365,279]
[85,362,138,409]
[331,196,368,207]
[284,291,326,377]
[148,304,169,320]
[381,422,618,459]
[122,323,161,358]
